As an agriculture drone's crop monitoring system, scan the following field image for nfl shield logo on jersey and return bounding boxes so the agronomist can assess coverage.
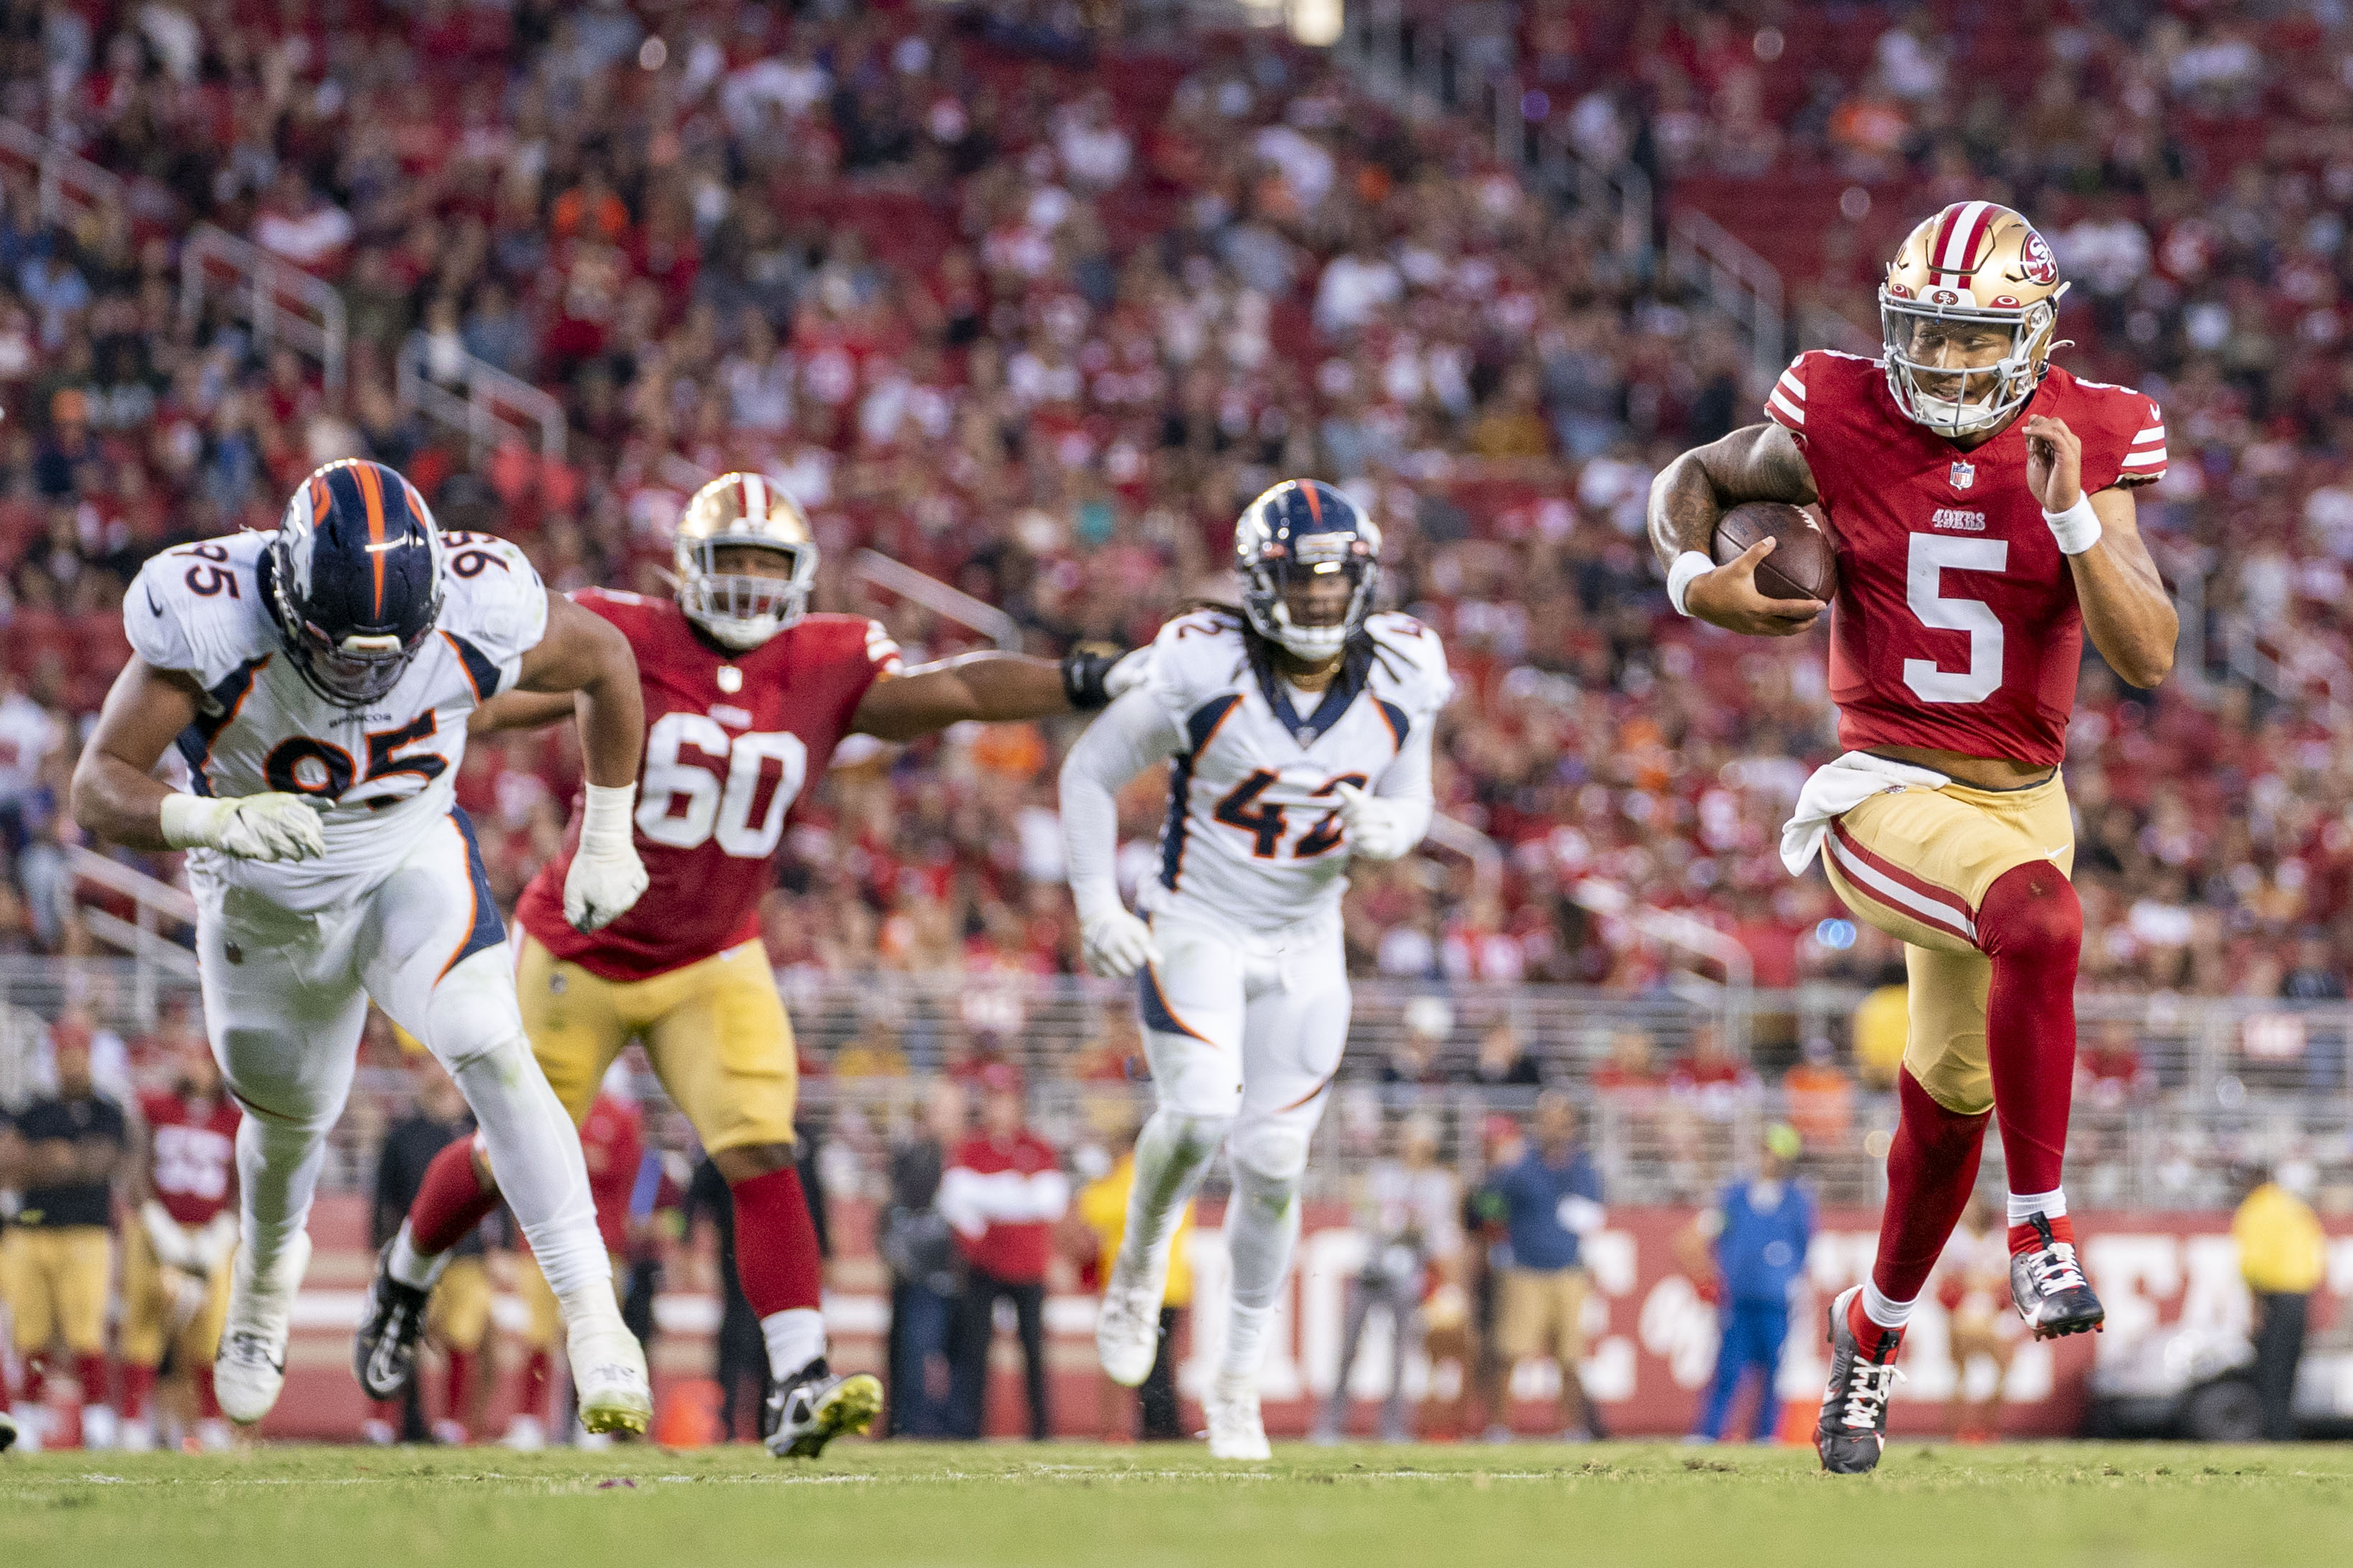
[1949,460,1976,490]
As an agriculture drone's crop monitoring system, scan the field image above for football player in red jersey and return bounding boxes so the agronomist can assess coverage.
[1647,203,2179,1474]
[356,472,1139,1457]
[122,1039,241,1451]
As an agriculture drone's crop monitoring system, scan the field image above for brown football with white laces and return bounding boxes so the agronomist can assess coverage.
[1712,501,1838,604]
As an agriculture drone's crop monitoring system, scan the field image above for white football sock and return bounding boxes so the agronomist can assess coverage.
[448,1034,615,1325]
[386,1219,448,1291]
[1218,1158,1303,1381]
[1860,1279,1916,1331]
[762,1307,828,1383]
[236,1113,328,1286]
[2008,1187,2066,1227]
[1117,1109,1229,1284]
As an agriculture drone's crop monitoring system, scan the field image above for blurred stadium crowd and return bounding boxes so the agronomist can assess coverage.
[0,0,2346,1018]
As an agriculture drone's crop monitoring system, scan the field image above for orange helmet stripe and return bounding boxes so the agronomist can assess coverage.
[353,460,387,618]
[1301,481,1321,522]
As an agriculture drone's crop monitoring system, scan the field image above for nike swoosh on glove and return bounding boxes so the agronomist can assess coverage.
[564,782,650,932]
[1079,907,1161,979]
[1331,783,1418,861]
[160,792,327,863]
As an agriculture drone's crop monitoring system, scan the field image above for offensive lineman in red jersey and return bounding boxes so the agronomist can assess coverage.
[355,472,1141,1457]
[1647,203,2179,1474]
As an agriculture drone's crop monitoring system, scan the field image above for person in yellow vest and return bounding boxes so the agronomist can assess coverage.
[1078,1133,1193,1439]
[1849,965,1910,1091]
[2232,1161,2327,1442]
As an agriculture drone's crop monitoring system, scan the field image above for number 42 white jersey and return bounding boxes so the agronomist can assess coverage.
[125,529,547,912]
[1135,609,1451,932]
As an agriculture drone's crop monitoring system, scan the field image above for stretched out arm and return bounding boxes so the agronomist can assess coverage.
[1645,420,1826,636]
[851,647,1142,741]
[2024,414,2177,689]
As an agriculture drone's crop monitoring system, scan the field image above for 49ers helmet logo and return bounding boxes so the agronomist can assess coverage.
[2019,229,2058,287]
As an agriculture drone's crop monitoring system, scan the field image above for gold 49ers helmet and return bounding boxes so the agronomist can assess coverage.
[1880,200,2070,437]
[675,471,817,649]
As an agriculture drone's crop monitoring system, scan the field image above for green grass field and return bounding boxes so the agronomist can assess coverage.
[7,1441,2353,1567]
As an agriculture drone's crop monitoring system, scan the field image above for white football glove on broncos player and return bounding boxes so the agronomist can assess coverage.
[564,782,650,932]
[1078,902,1162,979]
[160,792,327,863]
[1331,782,1424,862]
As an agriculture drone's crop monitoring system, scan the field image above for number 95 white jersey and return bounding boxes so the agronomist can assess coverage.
[126,529,547,911]
[1136,609,1451,932]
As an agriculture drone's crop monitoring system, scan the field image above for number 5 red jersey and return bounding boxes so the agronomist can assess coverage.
[1765,350,2166,766]
[514,590,901,980]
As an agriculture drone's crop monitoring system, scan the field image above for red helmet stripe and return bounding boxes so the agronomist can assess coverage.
[1932,200,1993,280]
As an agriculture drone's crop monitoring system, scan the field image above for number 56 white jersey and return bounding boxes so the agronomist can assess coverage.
[125,529,548,913]
[1135,609,1451,932]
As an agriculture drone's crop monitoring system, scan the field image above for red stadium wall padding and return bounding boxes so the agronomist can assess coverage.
[250,1198,2349,1443]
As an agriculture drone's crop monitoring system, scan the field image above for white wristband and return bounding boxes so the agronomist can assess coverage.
[2043,493,2102,555]
[158,793,223,850]
[579,781,638,853]
[1665,551,1714,616]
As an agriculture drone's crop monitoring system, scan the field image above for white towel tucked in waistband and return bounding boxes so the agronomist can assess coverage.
[1779,751,1952,876]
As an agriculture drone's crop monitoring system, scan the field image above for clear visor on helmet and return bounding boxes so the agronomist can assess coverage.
[678,538,812,648]
[303,627,419,705]
[1880,295,2047,435]
[1246,536,1374,661]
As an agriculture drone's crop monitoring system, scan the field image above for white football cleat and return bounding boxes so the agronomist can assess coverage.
[567,1314,652,1437]
[502,1414,547,1451]
[1204,1371,1272,1461]
[194,1418,235,1452]
[216,1232,313,1426]
[80,1404,119,1451]
[1096,1259,1165,1389]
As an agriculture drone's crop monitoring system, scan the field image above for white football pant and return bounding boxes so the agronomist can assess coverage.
[195,809,614,1322]
[1121,901,1349,1382]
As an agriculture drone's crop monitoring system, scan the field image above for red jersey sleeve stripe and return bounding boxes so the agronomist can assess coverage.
[1767,386,1806,427]
[2130,425,2164,444]
[2119,448,2168,468]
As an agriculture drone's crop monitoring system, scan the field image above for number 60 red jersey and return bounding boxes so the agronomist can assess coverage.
[514,589,901,980]
[1765,350,2165,766]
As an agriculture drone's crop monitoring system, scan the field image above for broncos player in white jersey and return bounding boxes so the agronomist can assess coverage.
[1060,479,1451,1459]
[69,459,657,1435]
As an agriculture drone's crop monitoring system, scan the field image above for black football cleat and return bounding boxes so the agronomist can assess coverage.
[1815,1285,1905,1475]
[762,1358,883,1459]
[2010,1213,2104,1340]
[0,1406,17,1454]
[353,1247,433,1401]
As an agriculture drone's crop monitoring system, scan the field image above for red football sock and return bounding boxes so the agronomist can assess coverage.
[410,1138,501,1256]
[518,1348,551,1419]
[75,1353,110,1410]
[445,1349,475,1429]
[1976,860,2083,1196]
[2008,1214,2077,1256]
[119,1363,156,1421]
[1845,1292,1905,1360]
[729,1165,823,1318]
[1869,1070,1990,1304]
[193,1364,219,1421]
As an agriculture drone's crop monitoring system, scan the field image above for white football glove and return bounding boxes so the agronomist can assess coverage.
[564,782,650,932]
[1331,783,1418,861]
[160,792,326,863]
[1079,906,1162,979]
[1103,647,1153,701]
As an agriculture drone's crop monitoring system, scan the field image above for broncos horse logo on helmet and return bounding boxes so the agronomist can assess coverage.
[1234,479,1382,663]
[267,458,448,707]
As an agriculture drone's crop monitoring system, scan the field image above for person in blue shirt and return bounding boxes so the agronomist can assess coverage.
[1679,1123,1815,1443]
[1481,1092,1605,1440]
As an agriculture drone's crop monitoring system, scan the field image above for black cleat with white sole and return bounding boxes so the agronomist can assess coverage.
[2010,1213,2104,1340]
[353,1248,433,1401]
[1815,1285,1905,1475]
[762,1359,883,1459]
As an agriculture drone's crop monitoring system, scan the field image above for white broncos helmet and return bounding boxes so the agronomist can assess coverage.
[674,471,818,650]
